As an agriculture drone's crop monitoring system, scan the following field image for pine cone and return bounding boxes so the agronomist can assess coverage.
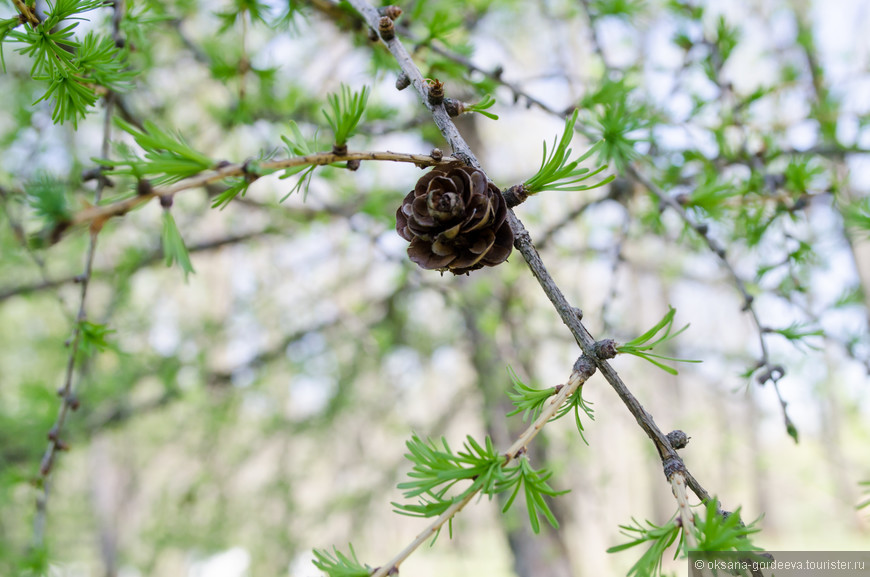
[396,165,514,274]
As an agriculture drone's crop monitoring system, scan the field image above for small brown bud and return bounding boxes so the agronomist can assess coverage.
[346,159,360,171]
[426,79,444,106]
[443,98,465,117]
[67,395,80,411]
[572,355,597,380]
[379,5,403,20]
[593,339,619,360]
[378,16,395,41]
[40,455,54,476]
[395,72,410,91]
[332,143,348,156]
[666,430,690,449]
[48,426,59,441]
[159,195,173,209]
[502,184,529,208]
[430,148,443,161]
[136,179,152,196]
[241,160,260,183]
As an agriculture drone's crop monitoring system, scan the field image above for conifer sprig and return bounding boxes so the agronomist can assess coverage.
[506,367,594,443]
[323,84,370,150]
[312,545,372,577]
[607,500,762,577]
[464,94,498,120]
[392,433,565,536]
[97,119,214,185]
[617,307,701,375]
[161,209,195,281]
[523,109,614,194]
[8,1,132,125]
[279,120,321,200]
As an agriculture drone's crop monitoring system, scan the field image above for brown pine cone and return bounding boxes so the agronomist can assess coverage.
[396,165,514,275]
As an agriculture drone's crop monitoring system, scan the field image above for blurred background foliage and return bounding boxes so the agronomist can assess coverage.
[0,0,869,575]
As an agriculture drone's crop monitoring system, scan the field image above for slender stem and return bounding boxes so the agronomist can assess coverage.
[239,8,249,102]
[54,151,457,239]
[0,228,280,302]
[371,363,593,577]
[12,0,41,27]
[373,491,477,577]
[625,165,796,434]
[670,471,699,550]
[33,93,117,547]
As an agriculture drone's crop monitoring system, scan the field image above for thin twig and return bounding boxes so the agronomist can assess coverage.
[0,186,59,303]
[669,471,699,550]
[33,92,117,548]
[0,228,279,302]
[12,0,41,27]
[33,5,127,543]
[50,151,457,242]
[626,165,797,434]
[371,362,594,577]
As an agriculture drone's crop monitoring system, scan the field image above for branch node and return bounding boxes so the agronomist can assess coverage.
[502,184,529,208]
[241,160,261,182]
[572,355,597,380]
[443,98,464,117]
[378,5,403,20]
[136,179,153,196]
[395,72,410,91]
[425,79,444,106]
[378,16,395,41]
[429,148,443,161]
[663,456,685,479]
[592,338,618,360]
[666,429,690,449]
[66,395,81,411]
